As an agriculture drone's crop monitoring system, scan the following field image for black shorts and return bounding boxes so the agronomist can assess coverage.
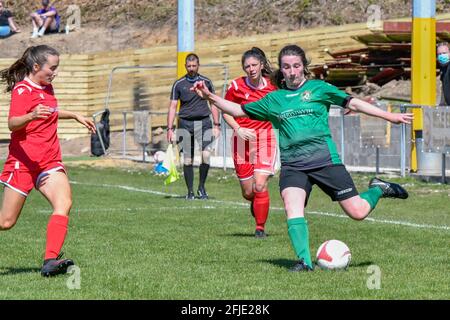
[177,117,214,158]
[279,164,359,205]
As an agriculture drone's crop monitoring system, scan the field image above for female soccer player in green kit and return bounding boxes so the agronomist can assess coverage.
[191,44,413,272]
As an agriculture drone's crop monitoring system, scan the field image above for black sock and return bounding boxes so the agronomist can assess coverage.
[199,163,210,190]
[183,165,194,193]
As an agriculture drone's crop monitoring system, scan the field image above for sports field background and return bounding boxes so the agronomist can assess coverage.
[0,159,449,300]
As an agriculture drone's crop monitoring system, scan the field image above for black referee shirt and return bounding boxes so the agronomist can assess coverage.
[170,74,215,120]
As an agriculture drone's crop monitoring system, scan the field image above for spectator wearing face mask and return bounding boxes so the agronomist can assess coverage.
[437,42,450,106]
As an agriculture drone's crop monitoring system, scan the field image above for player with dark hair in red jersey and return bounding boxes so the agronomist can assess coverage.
[224,47,277,238]
[0,45,96,277]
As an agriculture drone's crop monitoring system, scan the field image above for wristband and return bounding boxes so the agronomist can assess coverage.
[214,123,221,127]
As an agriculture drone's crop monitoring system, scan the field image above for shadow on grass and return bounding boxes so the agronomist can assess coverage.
[350,261,376,268]
[163,195,216,200]
[0,267,41,276]
[164,195,185,199]
[229,232,257,238]
[262,258,296,270]
[262,259,375,270]
[228,232,276,238]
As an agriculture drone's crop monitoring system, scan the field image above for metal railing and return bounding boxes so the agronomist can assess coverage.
[93,63,229,161]
[393,103,449,182]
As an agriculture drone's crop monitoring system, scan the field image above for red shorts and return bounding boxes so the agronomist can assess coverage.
[232,128,277,180]
[0,159,67,196]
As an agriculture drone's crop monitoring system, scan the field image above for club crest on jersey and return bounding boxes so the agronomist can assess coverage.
[40,93,45,99]
[245,93,250,100]
[301,91,312,101]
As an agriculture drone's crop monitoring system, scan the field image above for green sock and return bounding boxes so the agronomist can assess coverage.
[287,217,313,268]
[360,186,383,211]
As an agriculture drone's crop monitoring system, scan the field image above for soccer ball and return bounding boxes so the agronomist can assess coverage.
[153,151,165,163]
[316,240,351,270]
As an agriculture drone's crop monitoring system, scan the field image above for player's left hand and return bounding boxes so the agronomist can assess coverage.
[236,127,256,141]
[389,112,414,124]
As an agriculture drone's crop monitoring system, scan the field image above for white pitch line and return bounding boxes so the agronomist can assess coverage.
[37,206,238,214]
[300,210,450,231]
[71,181,450,232]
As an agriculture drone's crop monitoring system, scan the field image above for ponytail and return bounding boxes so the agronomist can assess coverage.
[270,70,286,90]
[0,45,59,92]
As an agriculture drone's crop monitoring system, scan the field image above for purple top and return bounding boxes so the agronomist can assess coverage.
[36,6,60,29]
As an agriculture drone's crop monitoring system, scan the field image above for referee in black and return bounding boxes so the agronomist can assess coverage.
[167,53,221,200]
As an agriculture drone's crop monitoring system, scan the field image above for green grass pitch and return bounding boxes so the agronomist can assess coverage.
[0,159,449,300]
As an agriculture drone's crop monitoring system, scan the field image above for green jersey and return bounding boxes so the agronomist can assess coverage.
[242,79,350,170]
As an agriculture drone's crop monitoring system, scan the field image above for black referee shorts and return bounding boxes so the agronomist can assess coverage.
[176,117,214,158]
[279,164,359,205]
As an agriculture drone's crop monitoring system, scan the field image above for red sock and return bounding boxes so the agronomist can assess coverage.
[253,190,270,231]
[44,214,69,260]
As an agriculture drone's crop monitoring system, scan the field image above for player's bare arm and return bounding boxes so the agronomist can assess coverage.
[8,104,52,131]
[191,80,248,118]
[58,109,96,133]
[348,98,414,124]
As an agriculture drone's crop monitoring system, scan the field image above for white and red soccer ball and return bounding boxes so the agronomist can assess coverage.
[153,151,165,163]
[316,240,351,270]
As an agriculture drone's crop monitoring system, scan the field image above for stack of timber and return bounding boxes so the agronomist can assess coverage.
[310,21,450,89]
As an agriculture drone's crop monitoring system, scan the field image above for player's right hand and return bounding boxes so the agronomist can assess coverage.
[191,81,210,99]
[30,104,52,120]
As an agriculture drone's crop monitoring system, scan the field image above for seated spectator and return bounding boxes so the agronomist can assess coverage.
[0,0,21,38]
[30,0,60,38]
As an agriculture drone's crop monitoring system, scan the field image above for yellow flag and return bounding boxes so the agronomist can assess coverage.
[162,144,180,185]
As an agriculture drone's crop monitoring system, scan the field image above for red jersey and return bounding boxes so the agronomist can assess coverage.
[7,77,61,169]
[224,76,276,130]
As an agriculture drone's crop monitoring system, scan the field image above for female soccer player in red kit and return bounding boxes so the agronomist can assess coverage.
[224,47,277,238]
[0,45,96,277]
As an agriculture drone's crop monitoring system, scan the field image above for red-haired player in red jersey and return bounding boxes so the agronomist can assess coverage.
[0,45,96,276]
[224,47,277,238]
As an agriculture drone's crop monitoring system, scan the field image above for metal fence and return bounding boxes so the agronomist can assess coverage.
[93,64,229,159]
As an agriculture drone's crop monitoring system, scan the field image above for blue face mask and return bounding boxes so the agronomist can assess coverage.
[438,53,450,65]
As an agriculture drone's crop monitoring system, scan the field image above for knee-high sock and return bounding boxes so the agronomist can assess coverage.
[183,165,194,192]
[287,217,312,268]
[253,190,269,231]
[45,214,69,260]
[199,163,209,190]
[360,186,383,211]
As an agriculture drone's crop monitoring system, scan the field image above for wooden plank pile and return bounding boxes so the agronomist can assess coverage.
[310,21,450,89]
